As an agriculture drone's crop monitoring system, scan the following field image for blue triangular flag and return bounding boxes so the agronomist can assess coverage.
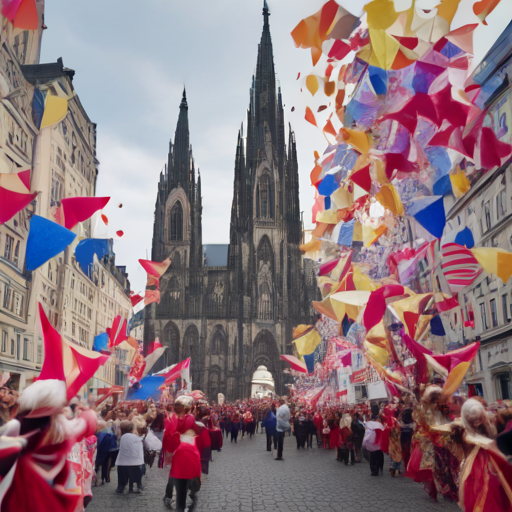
[430,315,446,336]
[433,175,452,196]
[338,219,355,246]
[93,332,109,353]
[368,65,387,95]
[408,196,446,239]
[303,353,316,374]
[75,239,111,278]
[26,215,76,270]
[454,227,475,249]
[318,174,339,197]
[126,375,166,400]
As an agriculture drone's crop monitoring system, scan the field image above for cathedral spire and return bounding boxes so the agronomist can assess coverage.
[253,0,277,149]
[172,87,191,192]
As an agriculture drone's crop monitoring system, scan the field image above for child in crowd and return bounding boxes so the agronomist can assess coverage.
[115,420,144,494]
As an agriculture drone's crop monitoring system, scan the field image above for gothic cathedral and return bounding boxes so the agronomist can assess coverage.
[145,4,317,399]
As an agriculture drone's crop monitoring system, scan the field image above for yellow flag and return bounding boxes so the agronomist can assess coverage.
[40,94,68,130]
[375,184,404,216]
[293,329,321,357]
[441,361,471,399]
[472,247,512,282]
[364,340,389,366]
[450,172,471,199]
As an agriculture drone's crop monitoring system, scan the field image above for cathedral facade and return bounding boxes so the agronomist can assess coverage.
[145,4,317,400]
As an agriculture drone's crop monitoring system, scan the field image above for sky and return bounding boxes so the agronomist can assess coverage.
[40,0,512,293]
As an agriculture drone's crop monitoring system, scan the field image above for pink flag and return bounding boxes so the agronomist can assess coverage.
[130,293,144,307]
[128,352,146,385]
[1,0,23,20]
[280,354,308,373]
[65,344,109,400]
[0,187,37,224]
[144,289,160,306]
[147,339,163,356]
[318,258,340,277]
[429,342,480,373]
[162,358,191,385]
[138,257,171,278]
[340,352,352,367]
[363,285,405,330]
[39,303,109,399]
[38,304,66,382]
[107,315,127,348]
[55,196,110,230]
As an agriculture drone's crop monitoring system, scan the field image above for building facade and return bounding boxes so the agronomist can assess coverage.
[442,22,512,402]
[0,2,45,389]
[146,5,317,400]
[1,7,134,393]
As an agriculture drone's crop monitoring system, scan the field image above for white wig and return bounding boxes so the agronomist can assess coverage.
[18,380,67,418]
[461,398,496,438]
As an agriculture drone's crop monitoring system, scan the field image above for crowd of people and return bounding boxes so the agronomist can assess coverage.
[2,380,512,512]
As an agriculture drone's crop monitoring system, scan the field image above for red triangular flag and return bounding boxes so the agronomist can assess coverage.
[38,304,65,382]
[0,187,37,224]
[56,197,110,229]
[350,165,372,192]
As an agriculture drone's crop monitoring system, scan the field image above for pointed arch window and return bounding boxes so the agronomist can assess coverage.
[256,174,274,219]
[170,201,183,241]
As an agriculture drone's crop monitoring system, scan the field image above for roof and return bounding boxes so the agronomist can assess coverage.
[203,245,228,267]
[470,21,512,87]
[21,57,75,86]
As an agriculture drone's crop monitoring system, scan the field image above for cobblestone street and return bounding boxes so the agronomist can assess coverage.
[88,431,459,512]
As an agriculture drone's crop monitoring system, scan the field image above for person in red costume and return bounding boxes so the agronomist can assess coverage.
[162,395,197,508]
[168,427,202,512]
[0,377,97,512]
[0,304,99,512]
[458,399,512,512]
[313,411,323,446]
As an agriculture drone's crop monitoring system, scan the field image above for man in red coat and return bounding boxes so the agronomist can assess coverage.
[167,428,202,512]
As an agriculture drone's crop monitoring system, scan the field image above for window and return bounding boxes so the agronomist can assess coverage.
[4,235,13,260]
[490,299,498,328]
[503,295,509,323]
[10,338,14,355]
[16,334,20,360]
[484,201,491,231]
[36,341,42,364]
[1,331,6,352]
[13,241,19,266]
[3,286,12,310]
[480,302,488,330]
[72,322,76,336]
[51,171,64,205]
[497,188,507,219]
[498,373,511,400]
[23,338,29,360]
[256,174,274,219]
[170,202,183,241]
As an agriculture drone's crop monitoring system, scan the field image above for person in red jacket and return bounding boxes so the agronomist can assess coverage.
[313,411,323,446]
[168,428,202,512]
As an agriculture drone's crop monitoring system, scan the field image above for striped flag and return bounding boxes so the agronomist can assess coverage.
[441,243,483,293]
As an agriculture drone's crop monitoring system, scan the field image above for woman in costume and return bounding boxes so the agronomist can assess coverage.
[383,406,402,476]
[458,398,512,512]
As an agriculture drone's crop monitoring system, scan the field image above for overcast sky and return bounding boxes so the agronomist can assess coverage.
[40,0,512,293]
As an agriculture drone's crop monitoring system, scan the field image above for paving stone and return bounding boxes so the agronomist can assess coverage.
[87,433,459,512]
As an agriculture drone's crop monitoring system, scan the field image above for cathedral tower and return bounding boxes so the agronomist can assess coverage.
[228,1,310,396]
[147,3,315,399]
